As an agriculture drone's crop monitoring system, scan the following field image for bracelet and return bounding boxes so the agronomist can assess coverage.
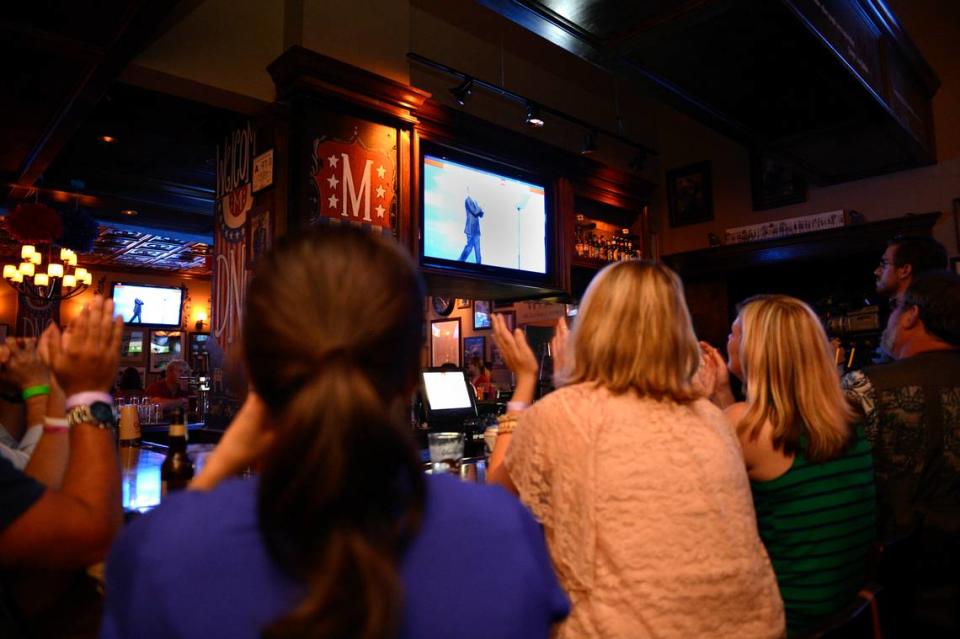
[43,425,70,434]
[22,384,51,400]
[44,416,69,428]
[65,391,113,409]
[506,400,529,413]
[496,413,519,435]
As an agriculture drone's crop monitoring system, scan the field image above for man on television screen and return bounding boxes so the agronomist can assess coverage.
[131,298,144,324]
[458,189,484,264]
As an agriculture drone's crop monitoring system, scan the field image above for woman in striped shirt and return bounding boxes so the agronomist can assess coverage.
[701,295,876,637]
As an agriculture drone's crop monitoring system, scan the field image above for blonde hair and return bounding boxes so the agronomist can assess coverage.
[736,295,854,462]
[560,260,700,402]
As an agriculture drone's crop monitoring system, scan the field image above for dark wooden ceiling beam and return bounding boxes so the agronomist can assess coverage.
[0,21,105,63]
[16,0,183,186]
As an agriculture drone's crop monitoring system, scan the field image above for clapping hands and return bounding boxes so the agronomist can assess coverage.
[0,336,50,390]
[46,296,124,396]
[694,341,735,407]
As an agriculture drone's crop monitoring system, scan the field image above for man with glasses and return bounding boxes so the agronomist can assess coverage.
[843,271,960,635]
[874,235,947,303]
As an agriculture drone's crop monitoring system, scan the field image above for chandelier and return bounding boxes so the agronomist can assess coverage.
[3,245,92,302]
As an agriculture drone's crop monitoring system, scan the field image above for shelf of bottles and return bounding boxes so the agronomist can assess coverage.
[573,216,642,266]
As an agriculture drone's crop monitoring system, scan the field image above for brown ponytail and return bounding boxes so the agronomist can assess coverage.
[243,226,426,639]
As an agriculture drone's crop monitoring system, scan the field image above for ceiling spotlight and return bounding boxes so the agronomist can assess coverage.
[581,130,598,155]
[524,102,544,128]
[120,209,138,216]
[450,77,474,107]
[98,135,117,144]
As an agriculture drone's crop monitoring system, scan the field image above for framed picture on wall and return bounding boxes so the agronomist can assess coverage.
[750,152,806,211]
[120,330,146,363]
[667,161,713,227]
[149,330,184,372]
[430,318,461,368]
[463,336,485,364]
[473,300,492,330]
[491,344,505,369]
[456,298,471,309]
[247,207,272,267]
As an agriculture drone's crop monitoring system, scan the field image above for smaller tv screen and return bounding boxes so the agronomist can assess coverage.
[421,369,477,425]
[423,371,473,410]
[112,283,184,328]
[421,147,550,283]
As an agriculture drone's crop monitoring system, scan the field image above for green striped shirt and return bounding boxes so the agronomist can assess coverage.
[751,425,876,637]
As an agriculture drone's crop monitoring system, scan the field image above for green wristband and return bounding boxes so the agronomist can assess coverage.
[22,385,51,401]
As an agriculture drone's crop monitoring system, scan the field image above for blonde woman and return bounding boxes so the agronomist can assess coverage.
[701,295,876,637]
[490,261,784,639]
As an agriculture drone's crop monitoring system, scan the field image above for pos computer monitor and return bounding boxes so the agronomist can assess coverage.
[420,368,478,427]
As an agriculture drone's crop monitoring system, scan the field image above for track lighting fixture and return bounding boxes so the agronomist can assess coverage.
[581,130,598,155]
[524,102,545,128]
[406,53,658,162]
[450,77,474,106]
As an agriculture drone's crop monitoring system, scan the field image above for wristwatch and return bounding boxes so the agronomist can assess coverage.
[66,402,117,430]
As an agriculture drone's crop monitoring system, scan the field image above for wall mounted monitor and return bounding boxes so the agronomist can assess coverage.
[420,143,554,286]
[111,282,185,329]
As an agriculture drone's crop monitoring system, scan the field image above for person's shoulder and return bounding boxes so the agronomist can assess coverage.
[111,479,256,570]
[531,382,599,410]
[422,474,535,535]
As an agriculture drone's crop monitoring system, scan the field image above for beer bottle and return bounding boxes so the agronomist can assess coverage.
[161,408,194,496]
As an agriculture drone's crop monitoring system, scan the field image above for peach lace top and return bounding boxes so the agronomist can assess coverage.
[504,383,785,639]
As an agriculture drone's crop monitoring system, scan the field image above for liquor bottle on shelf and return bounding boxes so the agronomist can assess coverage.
[161,408,194,497]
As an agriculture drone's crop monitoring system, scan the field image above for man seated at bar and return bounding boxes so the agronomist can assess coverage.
[0,300,123,634]
[145,359,190,413]
[101,226,569,639]
[843,271,960,635]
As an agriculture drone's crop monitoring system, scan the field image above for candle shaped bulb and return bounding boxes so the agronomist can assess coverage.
[48,263,64,278]
[19,262,34,277]
[11,271,23,283]
[29,252,42,265]
[60,248,72,262]
[67,254,77,266]
[34,273,49,287]
[2,265,16,279]
[21,245,35,260]
[81,272,93,286]
[62,274,76,288]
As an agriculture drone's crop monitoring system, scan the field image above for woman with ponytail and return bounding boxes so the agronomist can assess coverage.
[100,226,569,639]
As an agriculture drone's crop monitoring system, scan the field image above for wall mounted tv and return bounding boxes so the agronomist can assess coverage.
[419,144,554,286]
[111,282,185,328]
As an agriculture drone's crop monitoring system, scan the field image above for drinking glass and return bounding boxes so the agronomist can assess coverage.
[427,432,465,466]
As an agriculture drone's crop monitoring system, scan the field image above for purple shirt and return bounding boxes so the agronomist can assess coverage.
[100,474,569,639]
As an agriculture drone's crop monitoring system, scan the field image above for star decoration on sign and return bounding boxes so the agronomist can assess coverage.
[328,193,339,209]
[376,185,385,199]
[376,165,386,179]
[375,204,385,218]
[327,174,339,189]
[328,155,339,168]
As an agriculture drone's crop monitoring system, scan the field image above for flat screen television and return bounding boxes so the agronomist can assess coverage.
[111,282,185,328]
[420,144,553,285]
[420,369,478,426]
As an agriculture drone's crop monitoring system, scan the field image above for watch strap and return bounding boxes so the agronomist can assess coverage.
[66,403,116,430]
